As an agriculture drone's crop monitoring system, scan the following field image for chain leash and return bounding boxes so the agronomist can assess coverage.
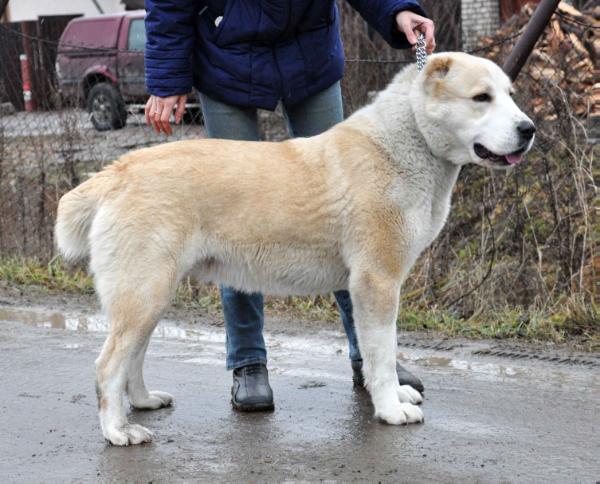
[416,33,427,72]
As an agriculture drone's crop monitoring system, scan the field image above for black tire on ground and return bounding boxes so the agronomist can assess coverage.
[87,83,127,131]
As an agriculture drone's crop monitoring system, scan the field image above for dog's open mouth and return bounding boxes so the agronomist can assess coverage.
[474,143,526,166]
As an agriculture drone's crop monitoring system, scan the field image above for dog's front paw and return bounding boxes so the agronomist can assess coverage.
[397,385,423,405]
[130,390,174,410]
[104,423,154,446]
[376,401,424,425]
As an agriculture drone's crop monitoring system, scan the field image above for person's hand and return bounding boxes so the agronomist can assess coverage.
[395,10,435,54]
[145,94,187,135]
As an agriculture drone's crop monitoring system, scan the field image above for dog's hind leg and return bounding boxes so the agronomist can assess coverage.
[94,265,176,446]
[349,270,423,425]
[126,336,174,410]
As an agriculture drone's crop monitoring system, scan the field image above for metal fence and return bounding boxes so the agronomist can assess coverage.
[0,2,597,310]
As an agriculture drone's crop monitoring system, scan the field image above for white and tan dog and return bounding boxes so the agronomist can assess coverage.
[55,53,535,446]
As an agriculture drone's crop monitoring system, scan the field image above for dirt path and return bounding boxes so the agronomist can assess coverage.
[0,292,598,482]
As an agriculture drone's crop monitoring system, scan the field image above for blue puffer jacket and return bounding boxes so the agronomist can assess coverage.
[145,0,426,110]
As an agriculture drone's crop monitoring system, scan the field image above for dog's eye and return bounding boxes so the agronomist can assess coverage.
[473,93,492,102]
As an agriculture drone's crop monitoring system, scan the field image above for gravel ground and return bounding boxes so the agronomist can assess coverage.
[0,108,205,166]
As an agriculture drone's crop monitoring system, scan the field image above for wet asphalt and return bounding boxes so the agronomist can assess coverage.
[0,303,599,482]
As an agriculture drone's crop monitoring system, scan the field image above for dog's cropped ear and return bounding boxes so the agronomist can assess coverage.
[423,56,454,95]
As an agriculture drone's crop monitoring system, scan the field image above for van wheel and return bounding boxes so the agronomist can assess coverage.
[87,83,127,131]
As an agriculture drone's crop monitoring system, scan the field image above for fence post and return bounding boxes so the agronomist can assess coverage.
[502,0,561,81]
[19,54,34,112]
[20,21,36,112]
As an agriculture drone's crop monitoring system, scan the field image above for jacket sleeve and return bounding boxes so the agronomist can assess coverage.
[144,0,198,97]
[345,0,427,49]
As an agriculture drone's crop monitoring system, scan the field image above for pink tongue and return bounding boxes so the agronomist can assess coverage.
[505,153,524,165]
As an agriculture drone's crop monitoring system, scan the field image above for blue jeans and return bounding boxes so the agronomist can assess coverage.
[199,82,361,370]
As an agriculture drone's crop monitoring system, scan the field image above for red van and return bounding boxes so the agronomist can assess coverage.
[56,11,199,131]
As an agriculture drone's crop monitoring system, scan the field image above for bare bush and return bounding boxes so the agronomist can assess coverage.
[0,4,596,326]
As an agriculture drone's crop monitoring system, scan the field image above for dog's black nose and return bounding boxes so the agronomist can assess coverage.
[517,121,536,141]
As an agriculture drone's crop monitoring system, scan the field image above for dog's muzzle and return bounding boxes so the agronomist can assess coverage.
[473,143,529,166]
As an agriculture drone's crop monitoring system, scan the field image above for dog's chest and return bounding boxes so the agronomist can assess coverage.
[405,195,450,253]
[390,169,457,258]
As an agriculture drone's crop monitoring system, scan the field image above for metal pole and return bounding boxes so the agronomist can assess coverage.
[20,21,36,112]
[91,0,105,14]
[20,54,34,112]
[502,0,561,81]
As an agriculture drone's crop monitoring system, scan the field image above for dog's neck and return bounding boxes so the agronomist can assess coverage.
[373,65,465,165]
[351,66,462,190]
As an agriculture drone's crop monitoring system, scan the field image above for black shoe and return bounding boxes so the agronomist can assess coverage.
[231,363,275,412]
[351,360,424,393]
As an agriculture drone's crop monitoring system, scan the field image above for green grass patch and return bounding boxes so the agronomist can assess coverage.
[398,299,599,350]
[0,256,94,293]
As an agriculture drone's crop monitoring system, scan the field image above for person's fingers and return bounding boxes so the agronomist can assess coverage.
[401,19,418,45]
[161,98,177,135]
[160,106,172,136]
[145,95,185,134]
[397,12,437,54]
[144,97,153,126]
[153,100,164,134]
[174,95,186,125]
[422,20,436,53]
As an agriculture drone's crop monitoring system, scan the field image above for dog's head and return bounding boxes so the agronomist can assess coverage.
[413,52,535,169]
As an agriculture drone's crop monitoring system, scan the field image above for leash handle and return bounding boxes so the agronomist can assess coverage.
[416,33,427,72]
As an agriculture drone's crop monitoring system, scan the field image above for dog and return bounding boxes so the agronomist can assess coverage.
[55,53,535,446]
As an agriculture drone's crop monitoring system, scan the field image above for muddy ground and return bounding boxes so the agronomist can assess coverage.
[0,288,599,482]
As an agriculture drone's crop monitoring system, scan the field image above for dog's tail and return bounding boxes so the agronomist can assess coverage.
[55,173,112,261]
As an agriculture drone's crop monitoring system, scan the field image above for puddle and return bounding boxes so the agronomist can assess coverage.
[415,355,522,377]
[0,305,345,360]
[2,306,591,387]
[0,306,224,342]
[0,307,67,330]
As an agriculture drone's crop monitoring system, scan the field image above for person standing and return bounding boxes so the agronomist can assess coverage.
[145,0,435,412]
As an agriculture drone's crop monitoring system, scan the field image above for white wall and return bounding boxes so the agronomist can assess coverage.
[6,0,125,22]
[461,0,501,50]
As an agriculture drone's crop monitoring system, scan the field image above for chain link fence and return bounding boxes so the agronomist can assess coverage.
[0,2,597,314]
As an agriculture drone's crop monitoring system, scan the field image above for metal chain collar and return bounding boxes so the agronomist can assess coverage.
[416,33,427,72]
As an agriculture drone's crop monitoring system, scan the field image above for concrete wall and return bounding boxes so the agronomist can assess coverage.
[5,0,125,22]
[461,0,501,50]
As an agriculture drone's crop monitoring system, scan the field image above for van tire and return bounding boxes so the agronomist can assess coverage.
[87,83,127,131]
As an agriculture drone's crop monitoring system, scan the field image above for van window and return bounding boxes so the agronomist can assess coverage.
[61,18,121,50]
[128,19,146,52]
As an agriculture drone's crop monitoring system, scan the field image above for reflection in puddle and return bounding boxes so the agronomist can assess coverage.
[0,307,67,329]
[0,306,343,360]
[0,305,349,380]
[0,307,111,333]
[0,306,570,384]
[417,356,452,367]
[0,306,221,341]
[415,355,522,377]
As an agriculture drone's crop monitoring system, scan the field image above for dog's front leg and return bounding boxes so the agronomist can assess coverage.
[349,271,423,425]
